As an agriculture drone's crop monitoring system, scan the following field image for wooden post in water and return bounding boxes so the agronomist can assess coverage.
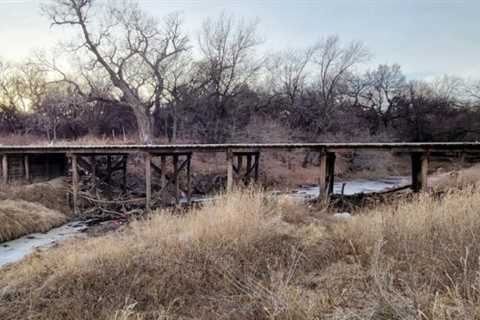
[24,155,30,182]
[318,151,328,201]
[71,154,79,215]
[226,149,234,192]
[145,152,152,213]
[411,152,429,192]
[2,155,8,185]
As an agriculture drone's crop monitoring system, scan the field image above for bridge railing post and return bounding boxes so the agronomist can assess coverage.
[411,152,429,192]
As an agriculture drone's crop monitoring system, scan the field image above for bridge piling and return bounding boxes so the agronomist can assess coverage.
[226,149,234,192]
[24,155,30,182]
[145,152,152,213]
[411,152,429,192]
[71,154,79,215]
[318,152,327,201]
[327,152,336,195]
[2,155,8,184]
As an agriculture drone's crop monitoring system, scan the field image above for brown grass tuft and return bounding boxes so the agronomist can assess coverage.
[0,200,67,242]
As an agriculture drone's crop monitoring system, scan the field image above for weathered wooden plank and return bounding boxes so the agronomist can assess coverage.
[0,142,478,155]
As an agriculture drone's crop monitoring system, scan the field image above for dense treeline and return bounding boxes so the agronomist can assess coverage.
[0,0,479,144]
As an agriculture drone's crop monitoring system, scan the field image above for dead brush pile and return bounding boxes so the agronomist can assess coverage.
[1,189,480,319]
[0,200,67,242]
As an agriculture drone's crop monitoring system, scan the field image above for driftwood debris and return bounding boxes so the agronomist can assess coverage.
[329,184,413,212]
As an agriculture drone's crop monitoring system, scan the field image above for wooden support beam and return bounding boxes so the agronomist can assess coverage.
[411,152,429,192]
[71,154,79,215]
[242,152,261,184]
[173,155,180,206]
[236,155,243,185]
[318,151,328,201]
[2,155,8,184]
[122,156,128,193]
[106,155,112,184]
[246,154,252,184]
[187,154,192,205]
[254,153,260,182]
[226,149,234,192]
[90,156,96,188]
[145,152,152,213]
[24,155,30,182]
[46,155,51,179]
[160,155,167,204]
[326,152,336,195]
[76,157,92,174]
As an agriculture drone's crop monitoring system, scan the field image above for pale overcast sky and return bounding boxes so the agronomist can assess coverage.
[0,0,479,79]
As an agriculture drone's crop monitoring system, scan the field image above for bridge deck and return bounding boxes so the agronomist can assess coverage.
[1,142,479,213]
[0,142,479,154]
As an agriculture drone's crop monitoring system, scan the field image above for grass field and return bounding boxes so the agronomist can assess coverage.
[1,188,480,319]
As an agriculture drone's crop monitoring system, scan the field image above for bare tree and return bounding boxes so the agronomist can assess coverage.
[195,13,263,142]
[312,35,370,132]
[362,64,407,133]
[266,46,317,106]
[42,0,189,143]
[431,75,465,101]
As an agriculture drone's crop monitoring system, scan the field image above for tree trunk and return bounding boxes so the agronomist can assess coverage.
[171,108,177,144]
[131,105,153,144]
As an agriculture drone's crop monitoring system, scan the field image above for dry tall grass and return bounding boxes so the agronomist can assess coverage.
[0,177,70,213]
[0,200,67,242]
[335,188,480,319]
[1,189,480,319]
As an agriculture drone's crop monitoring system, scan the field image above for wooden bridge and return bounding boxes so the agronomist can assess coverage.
[0,142,479,213]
